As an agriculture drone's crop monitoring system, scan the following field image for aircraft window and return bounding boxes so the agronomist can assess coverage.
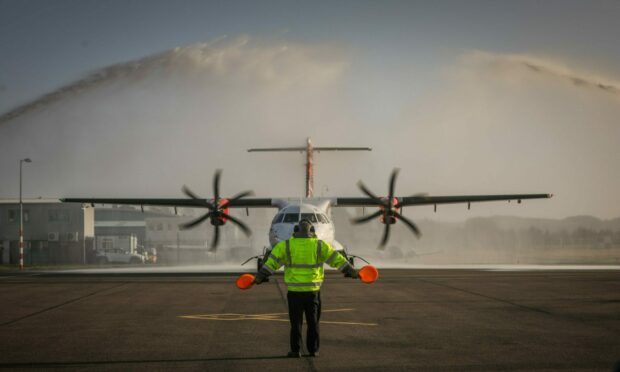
[317,214,329,223]
[272,214,284,223]
[300,213,317,223]
[283,214,299,223]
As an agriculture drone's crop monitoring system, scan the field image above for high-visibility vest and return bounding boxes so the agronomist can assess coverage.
[261,237,351,292]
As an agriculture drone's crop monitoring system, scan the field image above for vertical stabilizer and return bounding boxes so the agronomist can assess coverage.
[306,138,314,197]
[247,138,371,198]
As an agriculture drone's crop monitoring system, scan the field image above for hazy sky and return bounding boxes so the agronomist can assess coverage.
[1,0,619,221]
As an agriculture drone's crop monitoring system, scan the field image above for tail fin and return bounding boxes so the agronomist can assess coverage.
[248,138,371,198]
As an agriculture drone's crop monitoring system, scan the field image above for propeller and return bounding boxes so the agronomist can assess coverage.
[180,170,254,251]
[352,168,421,249]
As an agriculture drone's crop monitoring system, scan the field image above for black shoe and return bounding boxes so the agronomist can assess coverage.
[308,351,319,357]
[287,351,301,358]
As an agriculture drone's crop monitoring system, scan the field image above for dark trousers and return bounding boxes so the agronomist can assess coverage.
[287,290,321,353]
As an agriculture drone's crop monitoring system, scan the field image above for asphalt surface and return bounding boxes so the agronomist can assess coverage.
[1,269,619,371]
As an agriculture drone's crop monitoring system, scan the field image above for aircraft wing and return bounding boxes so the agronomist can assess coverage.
[61,198,276,208]
[63,193,552,208]
[334,193,552,207]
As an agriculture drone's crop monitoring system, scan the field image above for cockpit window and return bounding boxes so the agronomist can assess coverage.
[300,213,317,223]
[283,214,299,223]
[272,214,284,223]
[317,214,329,223]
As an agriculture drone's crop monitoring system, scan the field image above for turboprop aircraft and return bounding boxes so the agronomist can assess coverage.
[62,138,552,268]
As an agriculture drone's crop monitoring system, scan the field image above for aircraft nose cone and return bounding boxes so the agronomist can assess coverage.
[270,225,292,241]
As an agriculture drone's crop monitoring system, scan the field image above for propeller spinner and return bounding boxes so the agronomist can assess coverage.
[353,168,421,249]
[180,170,253,251]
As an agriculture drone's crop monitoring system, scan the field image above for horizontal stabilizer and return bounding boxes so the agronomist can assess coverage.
[248,138,371,197]
[247,147,306,152]
[248,147,371,152]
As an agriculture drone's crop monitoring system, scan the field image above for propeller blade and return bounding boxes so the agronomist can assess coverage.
[221,212,252,236]
[357,181,383,204]
[388,168,400,204]
[209,224,220,252]
[180,212,211,230]
[379,221,391,249]
[393,211,422,238]
[182,185,214,209]
[213,169,222,204]
[182,185,200,199]
[351,210,383,224]
[229,190,255,201]
[220,190,255,208]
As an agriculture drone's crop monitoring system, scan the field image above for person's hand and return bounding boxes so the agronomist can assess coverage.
[343,266,359,279]
[254,273,266,285]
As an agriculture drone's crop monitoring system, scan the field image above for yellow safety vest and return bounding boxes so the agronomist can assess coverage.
[261,237,350,292]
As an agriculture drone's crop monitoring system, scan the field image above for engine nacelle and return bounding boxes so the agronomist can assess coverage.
[378,197,400,224]
[380,215,397,224]
[211,199,230,226]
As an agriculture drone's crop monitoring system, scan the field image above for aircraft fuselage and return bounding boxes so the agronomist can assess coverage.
[268,201,336,247]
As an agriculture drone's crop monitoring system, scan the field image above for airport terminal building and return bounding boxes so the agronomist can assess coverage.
[0,199,269,266]
[0,199,94,265]
[0,200,170,265]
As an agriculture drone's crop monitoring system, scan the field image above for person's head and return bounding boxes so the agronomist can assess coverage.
[293,219,316,238]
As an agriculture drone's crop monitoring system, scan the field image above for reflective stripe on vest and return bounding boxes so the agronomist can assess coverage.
[325,251,339,265]
[288,263,322,269]
[285,240,292,266]
[287,281,323,287]
[284,239,325,291]
[268,253,285,267]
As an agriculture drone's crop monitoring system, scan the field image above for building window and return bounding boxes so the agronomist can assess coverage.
[102,238,114,250]
[8,210,29,223]
[49,209,70,222]
[156,223,163,231]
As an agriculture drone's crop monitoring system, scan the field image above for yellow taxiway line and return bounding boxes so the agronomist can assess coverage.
[179,308,377,326]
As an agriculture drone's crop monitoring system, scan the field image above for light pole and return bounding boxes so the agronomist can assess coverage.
[19,158,32,270]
